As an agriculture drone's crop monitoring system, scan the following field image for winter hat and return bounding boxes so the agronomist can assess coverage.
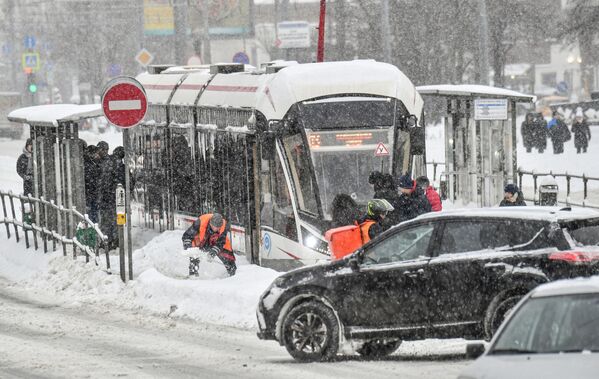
[210,213,224,228]
[504,183,519,195]
[397,174,414,189]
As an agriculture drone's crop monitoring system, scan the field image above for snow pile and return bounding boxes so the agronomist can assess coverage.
[0,228,281,329]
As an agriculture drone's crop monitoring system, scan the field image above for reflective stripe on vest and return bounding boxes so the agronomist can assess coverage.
[359,220,376,244]
[192,213,233,251]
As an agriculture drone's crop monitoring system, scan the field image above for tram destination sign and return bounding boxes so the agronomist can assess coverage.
[101,77,148,128]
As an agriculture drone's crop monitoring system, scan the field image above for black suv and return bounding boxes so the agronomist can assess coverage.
[256,207,599,361]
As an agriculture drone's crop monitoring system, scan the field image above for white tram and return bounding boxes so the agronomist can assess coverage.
[131,60,425,270]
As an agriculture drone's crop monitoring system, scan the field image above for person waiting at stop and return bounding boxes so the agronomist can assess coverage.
[182,212,237,277]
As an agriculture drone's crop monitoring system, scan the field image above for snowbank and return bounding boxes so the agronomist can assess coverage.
[0,229,281,329]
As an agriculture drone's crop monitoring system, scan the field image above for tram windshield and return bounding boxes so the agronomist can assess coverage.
[299,98,397,219]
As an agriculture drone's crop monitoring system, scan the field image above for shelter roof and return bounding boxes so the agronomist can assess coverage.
[8,104,103,127]
[417,84,535,102]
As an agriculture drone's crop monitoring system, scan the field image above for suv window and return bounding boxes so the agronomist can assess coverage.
[364,223,434,265]
[439,220,548,255]
[562,219,599,247]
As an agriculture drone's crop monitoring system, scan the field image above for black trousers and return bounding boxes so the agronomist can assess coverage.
[189,252,236,277]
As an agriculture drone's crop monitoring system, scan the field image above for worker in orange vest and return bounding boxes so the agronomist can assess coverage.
[356,199,394,244]
[182,213,236,277]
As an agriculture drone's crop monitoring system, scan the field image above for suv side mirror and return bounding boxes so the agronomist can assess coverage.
[465,343,486,359]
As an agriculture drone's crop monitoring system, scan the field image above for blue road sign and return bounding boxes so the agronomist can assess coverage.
[557,81,568,94]
[24,36,36,49]
[108,63,122,77]
[232,51,250,65]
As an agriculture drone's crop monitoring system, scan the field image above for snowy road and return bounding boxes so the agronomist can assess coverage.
[0,278,469,379]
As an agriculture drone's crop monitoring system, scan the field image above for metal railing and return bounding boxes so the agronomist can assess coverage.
[517,169,599,209]
[426,161,446,183]
[0,190,110,266]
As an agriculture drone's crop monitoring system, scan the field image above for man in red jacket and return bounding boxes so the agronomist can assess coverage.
[416,176,442,212]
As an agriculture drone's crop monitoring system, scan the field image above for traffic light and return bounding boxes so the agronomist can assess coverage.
[27,73,38,93]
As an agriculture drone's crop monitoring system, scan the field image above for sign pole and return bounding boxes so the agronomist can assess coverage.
[116,184,126,282]
[124,129,133,280]
[317,0,326,62]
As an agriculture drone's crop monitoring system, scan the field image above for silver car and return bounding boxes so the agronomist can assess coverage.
[459,276,599,379]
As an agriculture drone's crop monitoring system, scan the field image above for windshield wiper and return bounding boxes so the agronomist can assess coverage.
[490,348,538,355]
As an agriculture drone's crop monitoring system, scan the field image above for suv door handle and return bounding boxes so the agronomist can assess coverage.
[403,269,425,279]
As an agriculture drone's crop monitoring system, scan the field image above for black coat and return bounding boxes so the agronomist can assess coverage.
[499,192,527,207]
[99,156,126,208]
[395,187,431,222]
[84,156,101,200]
[16,150,33,195]
[521,118,535,148]
[571,120,591,148]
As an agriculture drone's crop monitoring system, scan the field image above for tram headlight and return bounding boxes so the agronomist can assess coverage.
[301,228,328,254]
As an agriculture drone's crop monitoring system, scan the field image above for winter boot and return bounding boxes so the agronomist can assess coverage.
[189,258,200,277]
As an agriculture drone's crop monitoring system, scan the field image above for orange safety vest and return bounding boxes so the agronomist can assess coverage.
[359,220,376,244]
[192,213,233,252]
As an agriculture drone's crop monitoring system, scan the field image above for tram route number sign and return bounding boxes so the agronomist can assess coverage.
[374,142,390,157]
[101,77,148,128]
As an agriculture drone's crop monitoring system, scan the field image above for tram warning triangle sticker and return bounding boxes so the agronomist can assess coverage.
[374,142,390,157]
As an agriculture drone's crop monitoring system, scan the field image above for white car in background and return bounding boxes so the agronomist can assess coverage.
[459,276,599,379]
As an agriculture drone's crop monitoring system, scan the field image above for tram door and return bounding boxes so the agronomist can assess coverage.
[195,126,256,260]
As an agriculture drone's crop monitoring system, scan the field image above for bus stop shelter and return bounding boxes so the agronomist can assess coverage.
[417,85,535,207]
[8,104,103,236]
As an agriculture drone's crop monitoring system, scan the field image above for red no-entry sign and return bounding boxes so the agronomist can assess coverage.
[101,77,147,128]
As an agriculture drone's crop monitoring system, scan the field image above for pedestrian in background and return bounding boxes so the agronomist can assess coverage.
[98,146,125,250]
[395,174,431,222]
[571,108,591,154]
[533,112,547,153]
[521,113,536,153]
[547,111,571,154]
[499,184,526,207]
[416,176,442,212]
[16,138,34,196]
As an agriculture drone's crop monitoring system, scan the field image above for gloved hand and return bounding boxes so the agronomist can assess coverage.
[208,246,219,258]
[183,239,192,250]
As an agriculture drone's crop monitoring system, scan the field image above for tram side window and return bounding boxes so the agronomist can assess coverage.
[281,132,319,216]
[271,152,297,241]
[227,135,251,226]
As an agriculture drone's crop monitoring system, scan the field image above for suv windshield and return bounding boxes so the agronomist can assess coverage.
[562,218,599,246]
[491,294,599,354]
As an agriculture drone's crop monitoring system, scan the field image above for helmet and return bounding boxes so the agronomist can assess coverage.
[367,199,394,218]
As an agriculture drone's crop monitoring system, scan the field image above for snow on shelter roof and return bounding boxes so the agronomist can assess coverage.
[417,84,535,102]
[8,104,103,127]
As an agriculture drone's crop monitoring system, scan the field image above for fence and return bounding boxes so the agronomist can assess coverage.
[0,190,109,266]
[517,169,599,209]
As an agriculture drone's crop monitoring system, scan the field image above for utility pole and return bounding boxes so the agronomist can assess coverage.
[317,0,326,62]
[7,0,17,91]
[173,0,189,65]
[381,0,392,63]
[477,0,490,85]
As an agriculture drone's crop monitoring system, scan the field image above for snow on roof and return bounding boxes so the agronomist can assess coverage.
[260,60,424,119]
[415,206,599,223]
[531,276,599,298]
[417,84,535,102]
[7,104,103,127]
